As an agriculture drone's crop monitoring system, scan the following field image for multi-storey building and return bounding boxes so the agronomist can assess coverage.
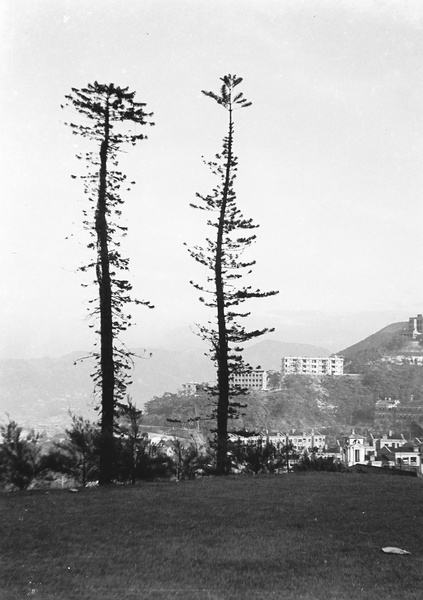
[230,370,268,391]
[281,355,344,376]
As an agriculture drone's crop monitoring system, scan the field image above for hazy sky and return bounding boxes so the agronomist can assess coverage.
[1,0,423,359]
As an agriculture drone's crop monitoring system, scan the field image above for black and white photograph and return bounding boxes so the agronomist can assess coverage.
[1,1,423,598]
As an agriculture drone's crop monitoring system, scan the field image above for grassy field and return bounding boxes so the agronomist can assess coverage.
[1,472,423,600]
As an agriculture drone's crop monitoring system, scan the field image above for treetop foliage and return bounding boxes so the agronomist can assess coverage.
[62,82,154,145]
[201,74,252,111]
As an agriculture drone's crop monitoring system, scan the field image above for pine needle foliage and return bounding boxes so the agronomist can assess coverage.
[187,75,278,474]
[62,82,154,484]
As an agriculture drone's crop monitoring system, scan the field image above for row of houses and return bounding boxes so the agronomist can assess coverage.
[228,428,423,474]
[342,430,422,471]
[375,398,423,420]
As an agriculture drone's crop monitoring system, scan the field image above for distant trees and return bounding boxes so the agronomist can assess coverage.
[187,74,278,474]
[62,83,154,484]
[144,389,214,433]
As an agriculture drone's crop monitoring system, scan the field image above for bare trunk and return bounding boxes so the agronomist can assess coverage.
[97,98,115,485]
[215,107,233,475]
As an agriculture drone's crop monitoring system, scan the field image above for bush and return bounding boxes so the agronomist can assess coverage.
[227,438,292,475]
[169,438,214,480]
[42,414,100,487]
[294,453,346,473]
[0,419,44,490]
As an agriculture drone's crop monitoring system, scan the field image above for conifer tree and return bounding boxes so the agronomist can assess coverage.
[187,75,278,474]
[63,82,154,484]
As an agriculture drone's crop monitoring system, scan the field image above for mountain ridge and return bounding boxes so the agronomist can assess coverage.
[337,321,409,358]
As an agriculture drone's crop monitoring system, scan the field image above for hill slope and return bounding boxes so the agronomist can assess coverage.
[338,321,410,360]
[0,340,329,432]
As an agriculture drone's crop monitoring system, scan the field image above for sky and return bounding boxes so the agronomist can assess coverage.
[1,0,423,359]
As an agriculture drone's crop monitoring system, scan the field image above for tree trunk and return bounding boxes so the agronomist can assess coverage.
[215,107,233,475]
[97,98,115,485]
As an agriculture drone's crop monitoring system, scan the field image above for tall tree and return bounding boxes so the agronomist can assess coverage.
[63,82,154,484]
[187,75,278,474]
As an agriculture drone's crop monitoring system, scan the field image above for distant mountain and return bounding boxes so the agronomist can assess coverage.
[0,347,215,432]
[0,340,330,433]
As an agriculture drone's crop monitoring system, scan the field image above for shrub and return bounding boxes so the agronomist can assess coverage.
[169,438,214,480]
[43,414,100,487]
[294,453,345,473]
[0,419,44,490]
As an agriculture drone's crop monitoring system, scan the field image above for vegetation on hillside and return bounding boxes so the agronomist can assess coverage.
[144,358,423,437]
[144,374,375,434]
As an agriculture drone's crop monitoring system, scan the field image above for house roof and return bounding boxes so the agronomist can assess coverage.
[347,431,365,440]
[378,446,395,458]
[395,445,419,454]
[380,432,405,440]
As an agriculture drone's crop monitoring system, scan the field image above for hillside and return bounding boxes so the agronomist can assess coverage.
[0,340,329,433]
[6,320,423,437]
[334,319,423,412]
[144,373,375,435]
[338,321,409,359]
[145,321,423,436]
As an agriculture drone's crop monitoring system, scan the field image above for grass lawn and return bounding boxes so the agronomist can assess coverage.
[1,472,423,599]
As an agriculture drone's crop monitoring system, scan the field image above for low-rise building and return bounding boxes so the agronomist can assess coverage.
[343,431,375,467]
[230,370,268,391]
[394,444,421,469]
[374,431,407,450]
[286,429,326,451]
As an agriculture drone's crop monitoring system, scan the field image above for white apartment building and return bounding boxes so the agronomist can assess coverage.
[230,370,268,391]
[281,355,344,376]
